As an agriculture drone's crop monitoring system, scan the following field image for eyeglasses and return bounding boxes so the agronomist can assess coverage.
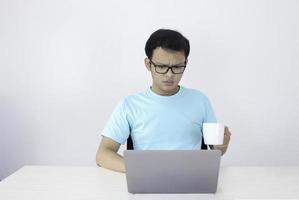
[149,59,186,74]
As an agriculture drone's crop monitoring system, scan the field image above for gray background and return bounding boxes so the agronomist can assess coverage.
[1,0,299,180]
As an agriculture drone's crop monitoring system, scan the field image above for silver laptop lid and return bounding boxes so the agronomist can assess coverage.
[124,150,221,193]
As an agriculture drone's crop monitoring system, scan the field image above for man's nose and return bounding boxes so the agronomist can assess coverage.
[165,67,174,77]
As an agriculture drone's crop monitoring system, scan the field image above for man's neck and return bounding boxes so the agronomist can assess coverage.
[150,85,180,96]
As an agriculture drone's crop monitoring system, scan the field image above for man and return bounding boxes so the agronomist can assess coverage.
[96,29,231,173]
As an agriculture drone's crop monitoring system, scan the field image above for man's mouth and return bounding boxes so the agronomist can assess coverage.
[163,81,174,85]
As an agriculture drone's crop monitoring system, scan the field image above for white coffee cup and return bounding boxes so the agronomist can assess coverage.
[202,123,225,145]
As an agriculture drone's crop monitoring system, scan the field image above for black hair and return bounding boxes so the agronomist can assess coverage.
[145,29,190,59]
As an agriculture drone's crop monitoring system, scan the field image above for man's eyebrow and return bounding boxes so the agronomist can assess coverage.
[153,61,167,65]
[173,62,186,66]
[154,61,185,66]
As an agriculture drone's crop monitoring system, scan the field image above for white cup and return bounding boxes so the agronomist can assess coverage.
[202,123,225,145]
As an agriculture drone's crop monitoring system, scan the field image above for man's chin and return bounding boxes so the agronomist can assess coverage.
[160,84,179,92]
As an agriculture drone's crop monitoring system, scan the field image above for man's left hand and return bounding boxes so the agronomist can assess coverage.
[210,126,231,155]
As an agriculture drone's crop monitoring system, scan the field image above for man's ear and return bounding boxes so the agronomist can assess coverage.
[185,58,188,65]
[144,58,151,71]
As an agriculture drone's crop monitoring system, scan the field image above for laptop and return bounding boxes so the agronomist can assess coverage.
[124,150,221,193]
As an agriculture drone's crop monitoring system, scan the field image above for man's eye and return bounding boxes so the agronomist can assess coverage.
[157,65,167,68]
[173,66,185,68]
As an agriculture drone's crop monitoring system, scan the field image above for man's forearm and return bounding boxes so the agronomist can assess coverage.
[96,150,126,173]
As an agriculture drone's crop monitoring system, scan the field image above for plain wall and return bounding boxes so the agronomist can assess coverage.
[1,0,299,180]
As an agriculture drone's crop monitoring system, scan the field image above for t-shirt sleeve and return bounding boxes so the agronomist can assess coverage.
[203,97,217,123]
[101,98,131,144]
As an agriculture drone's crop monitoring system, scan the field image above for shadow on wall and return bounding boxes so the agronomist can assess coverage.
[0,98,38,180]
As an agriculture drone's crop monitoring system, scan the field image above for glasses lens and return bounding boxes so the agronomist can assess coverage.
[172,66,185,74]
[155,66,168,73]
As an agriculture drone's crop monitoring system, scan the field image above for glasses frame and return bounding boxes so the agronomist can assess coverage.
[149,59,187,74]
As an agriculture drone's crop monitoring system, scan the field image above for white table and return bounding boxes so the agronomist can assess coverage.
[0,166,299,200]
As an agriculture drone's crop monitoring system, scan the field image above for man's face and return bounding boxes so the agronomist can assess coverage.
[145,47,187,96]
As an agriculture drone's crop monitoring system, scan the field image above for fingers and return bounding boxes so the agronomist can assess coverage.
[224,126,231,137]
[215,126,231,147]
[223,129,231,145]
[225,126,229,132]
[225,131,231,137]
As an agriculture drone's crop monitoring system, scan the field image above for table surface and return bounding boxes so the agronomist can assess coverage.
[0,166,299,200]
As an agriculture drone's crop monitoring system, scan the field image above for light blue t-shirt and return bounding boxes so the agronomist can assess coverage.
[101,86,217,150]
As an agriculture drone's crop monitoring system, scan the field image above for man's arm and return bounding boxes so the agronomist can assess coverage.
[209,126,231,156]
[209,144,228,156]
[96,136,126,173]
